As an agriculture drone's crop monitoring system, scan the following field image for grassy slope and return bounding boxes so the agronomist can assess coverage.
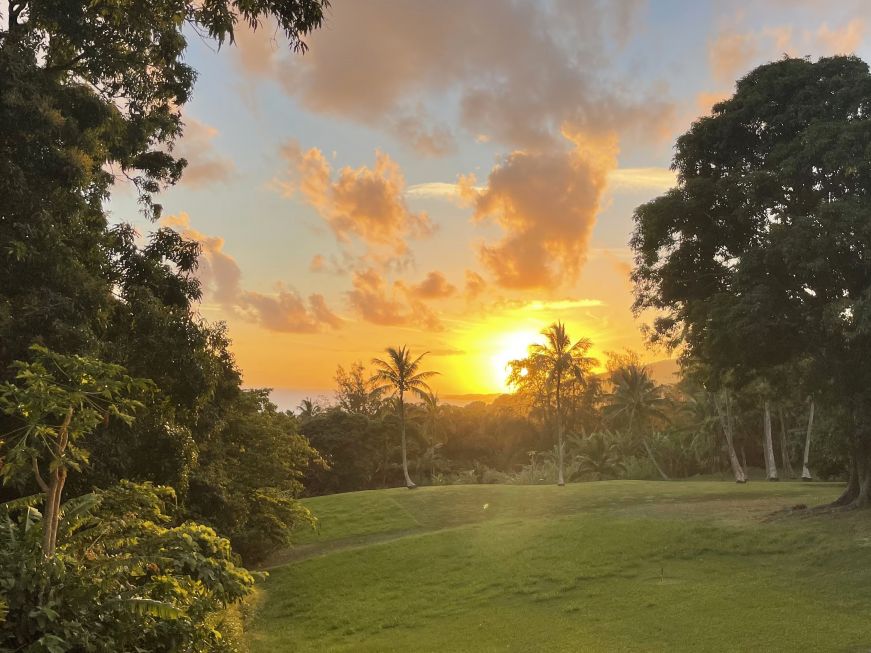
[247,482,871,652]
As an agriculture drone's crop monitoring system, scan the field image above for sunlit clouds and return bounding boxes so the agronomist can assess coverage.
[278,142,433,255]
[460,133,618,289]
[141,0,871,400]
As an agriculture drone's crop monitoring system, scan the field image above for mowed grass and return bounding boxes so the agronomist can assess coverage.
[246,481,871,652]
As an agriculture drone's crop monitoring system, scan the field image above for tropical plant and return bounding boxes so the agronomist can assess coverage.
[568,432,625,481]
[0,345,153,557]
[605,362,670,480]
[371,347,437,488]
[0,482,255,652]
[509,322,597,486]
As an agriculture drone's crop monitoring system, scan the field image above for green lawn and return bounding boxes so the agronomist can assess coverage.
[246,481,871,652]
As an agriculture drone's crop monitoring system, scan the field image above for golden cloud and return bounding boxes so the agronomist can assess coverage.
[162,213,342,333]
[460,132,618,290]
[280,142,433,255]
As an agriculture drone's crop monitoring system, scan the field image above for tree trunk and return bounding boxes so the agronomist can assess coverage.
[714,392,747,483]
[642,438,669,480]
[801,398,814,481]
[763,400,778,481]
[777,406,795,479]
[556,374,565,486]
[399,394,416,488]
[43,407,73,558]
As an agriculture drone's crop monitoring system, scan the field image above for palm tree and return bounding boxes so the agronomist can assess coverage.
[569,431,625,481]
[527,322,597,486]
[297,398,321,420]
[371,346,438,488]
[606,363,670,480]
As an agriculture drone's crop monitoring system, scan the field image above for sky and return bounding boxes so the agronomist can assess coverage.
[109,0,871,408]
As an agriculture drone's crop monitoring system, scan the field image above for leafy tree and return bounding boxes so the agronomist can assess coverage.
[186,390,322,562]
[335,361,384,416]
[0,346,152,557]
[371,347,437,489]
[300,408,394,494]
[631,55,871,505]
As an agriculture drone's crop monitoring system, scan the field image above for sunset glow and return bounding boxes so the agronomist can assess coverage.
[101,1,871,407]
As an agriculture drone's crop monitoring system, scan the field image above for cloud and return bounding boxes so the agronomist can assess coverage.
[347,268,444,330]
[460,131,618,290]
[280,142,433,254]
[406,271,456,299]
[177,119,235,188]
[162,213,342,333]
[309,254,327,272]
[408,168,675,201]
[815,19,865,53]
[236,1,673,154]
[708,19,866,86]
[464,270,487,300]
[606,167,677,193]
[522,299,605,311]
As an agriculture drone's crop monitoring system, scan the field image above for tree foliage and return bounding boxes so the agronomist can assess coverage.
[631,55,871,504]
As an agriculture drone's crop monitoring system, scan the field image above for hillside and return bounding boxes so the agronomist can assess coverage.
[246,481,871,652]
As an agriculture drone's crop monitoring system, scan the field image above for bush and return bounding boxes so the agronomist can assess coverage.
[0,482,257,653]
[621,456,660,480]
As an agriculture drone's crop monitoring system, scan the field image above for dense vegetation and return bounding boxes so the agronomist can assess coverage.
[0,1,329,649]
[299,343,829,494]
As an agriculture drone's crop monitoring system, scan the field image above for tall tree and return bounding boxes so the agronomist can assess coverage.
[513,323,597,486]
[371,347,437,489]
[631,56,871,506]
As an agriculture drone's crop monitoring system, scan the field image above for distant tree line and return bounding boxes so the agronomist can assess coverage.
[297,330,839,495]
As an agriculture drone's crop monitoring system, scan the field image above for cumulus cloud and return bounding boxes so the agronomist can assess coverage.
[460,132,618,290]
[280,142,433,255]
[347,268,447,330]
[161,213,342,333]
[405,271,456,299]
[177,119,235,188]
[235,1,673,154]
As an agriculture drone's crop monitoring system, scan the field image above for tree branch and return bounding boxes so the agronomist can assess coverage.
[32,457,50,493]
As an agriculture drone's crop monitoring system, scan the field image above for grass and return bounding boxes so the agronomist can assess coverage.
[246,481,871,652]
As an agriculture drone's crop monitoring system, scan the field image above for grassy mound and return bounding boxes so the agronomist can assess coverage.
[246,481,871,652]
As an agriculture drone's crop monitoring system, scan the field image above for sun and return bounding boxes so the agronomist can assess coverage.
[488,329,542,393]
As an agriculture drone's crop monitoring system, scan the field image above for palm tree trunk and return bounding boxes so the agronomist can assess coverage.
[642,437,669,480]
[556,375,564,486]
[399,395,415,488]
[802,398,814,481]
[777,406,795,479]
[763,400,778,481]
[714,392,747,483]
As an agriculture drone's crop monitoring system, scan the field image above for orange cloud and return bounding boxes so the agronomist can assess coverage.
[815,19,865,54]
[464,270,487,300]
[461,132,618,290]
[280,142,433,255]
[162,213,342,333]
[347,268,443,330]
[177,119,235,188]
[406,271,456,299]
